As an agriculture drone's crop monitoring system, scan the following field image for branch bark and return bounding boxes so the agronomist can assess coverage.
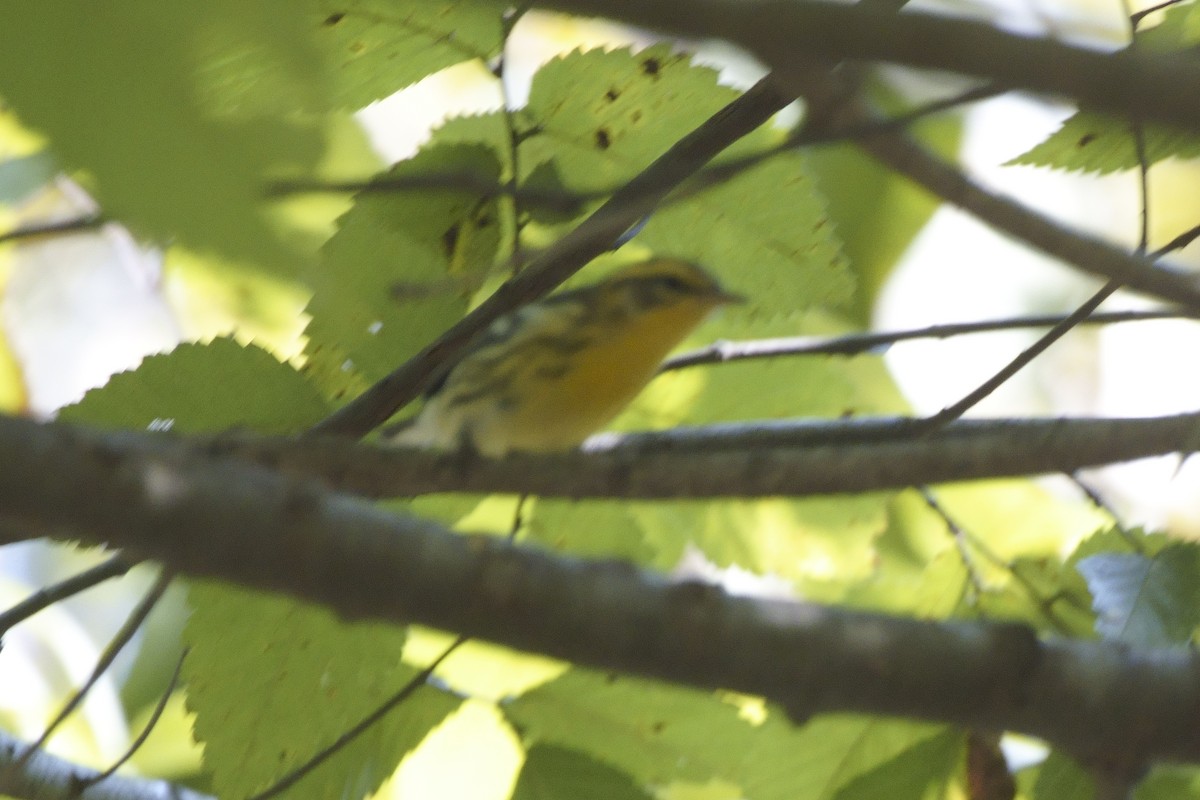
[2,412,1200,768]
[531,0,1200,132]
[213,413,1200,500]
[0,730,211,800]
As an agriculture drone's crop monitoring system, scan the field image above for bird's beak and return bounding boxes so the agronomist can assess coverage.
[714,289,747,305]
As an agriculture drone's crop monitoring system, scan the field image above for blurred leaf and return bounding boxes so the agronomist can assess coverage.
[512,745,653,800]
[617,311,902,585]
[185,581,460,800]
[306,142,502,384]
[506,669,949,799]
[1024,751,1092,800]
[164,250,311,360]
[0,2,324,270]
[1076,544,1200,647]
[189,3,331,118]
[833,729,964,800]
[59,338,328,433]
[639,151,852,318]
[524,499,656,564]
[0,307,27,413]
[1137,765,1200,799]
[1068,525,1173,563]
[809,76,962,324]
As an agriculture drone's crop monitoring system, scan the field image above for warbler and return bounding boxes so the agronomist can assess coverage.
[386,258,742,456]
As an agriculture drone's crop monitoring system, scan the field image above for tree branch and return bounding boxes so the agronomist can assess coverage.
[0,729,211,800]
[203,413,1200,500]
[531,0,1200,132]
[1,413,1198,768]
[660,308,1200,370]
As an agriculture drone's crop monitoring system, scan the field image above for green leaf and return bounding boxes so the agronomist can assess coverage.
[59,339,329,433]
[638,151,852,317]
[1137,765,1200,799]
[185,581,461,799]
[832,729,964,800]
[809,76,962,324]
[521,46,734,194]
[1007,5,1200,175]
[0,2,324,269]
[512,745,653,800]
[188,2,332,118]
[524,499,656,564]
[613,311,904,584]
[1006,111,1200,175]
[520,45,851,315]
[506,669,949,800]
[1076,544,1200,647]
[1025,751,1093,800]
[314,0,506,109]
[306,141,503,383]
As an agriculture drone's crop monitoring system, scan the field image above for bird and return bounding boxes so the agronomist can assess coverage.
[384,257,742,456]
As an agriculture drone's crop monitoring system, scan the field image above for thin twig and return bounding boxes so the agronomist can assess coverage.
[917,486,985,597]
[918,487,1072,634]
[9,569,173,774]
[1069,473,1143,553]
[1156,223,1200,255]
[661,308,1197,371]
[921,279,1122,428]
[73,647,189,790]
[919,228,1187,428]
[1130,0,1189,26]
[917,1,1161,429]
[0,554,136,637]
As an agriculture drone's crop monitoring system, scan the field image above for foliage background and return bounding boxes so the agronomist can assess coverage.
[2,1,1200,799]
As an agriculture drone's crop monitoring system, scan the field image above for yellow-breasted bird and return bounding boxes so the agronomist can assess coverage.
[385,258,742,456]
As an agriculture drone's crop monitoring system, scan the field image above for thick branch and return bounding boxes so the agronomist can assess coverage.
[2,413,1200,767]
[216,413,1200,499]
[851,125,1200,307]
[0,729,211,800]
[532,0,1200,132]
